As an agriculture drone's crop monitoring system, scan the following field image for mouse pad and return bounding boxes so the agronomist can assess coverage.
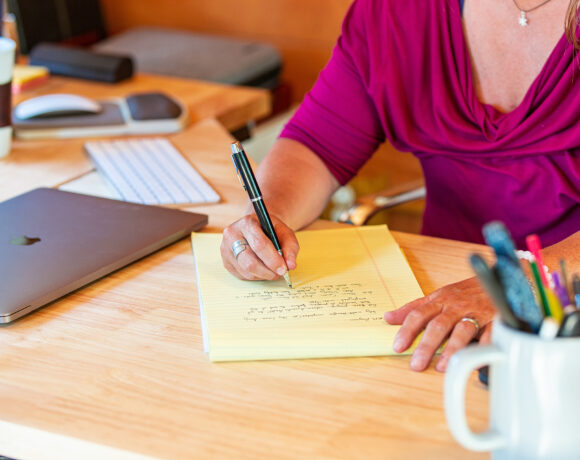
[12,92,187,139]
[13,102,125,128]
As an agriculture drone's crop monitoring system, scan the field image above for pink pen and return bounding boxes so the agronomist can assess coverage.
[526,234,549,287]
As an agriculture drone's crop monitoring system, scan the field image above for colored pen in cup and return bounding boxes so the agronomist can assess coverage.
[526,234,549,286]
[230,141,292,288]
[544,289,564,323]
[529,259,564,322]
[552,272,574,313]
[529,259,550,316]
[469,254,532,332]
[482,222,543,331]
[574,274,580,310]
[557,310,580,337]
[539,317,559,340]
[560,259,570,300]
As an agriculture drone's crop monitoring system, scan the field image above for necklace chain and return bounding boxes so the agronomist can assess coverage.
[512,0,554,13]
[512,0,555,26]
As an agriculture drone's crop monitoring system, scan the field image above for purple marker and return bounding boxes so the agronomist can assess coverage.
[553,272,573,311]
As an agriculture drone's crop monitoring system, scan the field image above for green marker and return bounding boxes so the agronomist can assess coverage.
[530,260,549,317]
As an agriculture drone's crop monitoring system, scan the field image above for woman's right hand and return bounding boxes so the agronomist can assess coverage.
[220,214,300,281]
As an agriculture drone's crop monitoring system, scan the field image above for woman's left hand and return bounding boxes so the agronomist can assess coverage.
[384,277,495,372]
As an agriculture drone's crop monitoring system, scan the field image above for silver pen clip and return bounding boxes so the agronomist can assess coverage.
[231,154,246,191]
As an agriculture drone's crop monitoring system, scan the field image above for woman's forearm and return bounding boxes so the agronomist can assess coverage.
[544,230,580,277]
[253,138,340,230]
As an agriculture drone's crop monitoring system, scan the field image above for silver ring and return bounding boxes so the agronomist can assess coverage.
[459,316,480,336]
[232,238,249,259]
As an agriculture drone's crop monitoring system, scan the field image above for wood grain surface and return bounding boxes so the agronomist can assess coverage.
[2,75,269,204]
[0,118,491,460]
[13,74,271,132]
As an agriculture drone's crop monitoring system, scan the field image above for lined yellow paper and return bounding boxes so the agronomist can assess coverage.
[192,225,423,361]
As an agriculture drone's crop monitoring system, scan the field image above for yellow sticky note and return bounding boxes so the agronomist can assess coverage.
[192,225,423,362]
[12,65,49,93]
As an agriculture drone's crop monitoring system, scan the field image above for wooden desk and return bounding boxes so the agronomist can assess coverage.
[2,73,270,204]
[0,119,489,460]
[13,73,271,133]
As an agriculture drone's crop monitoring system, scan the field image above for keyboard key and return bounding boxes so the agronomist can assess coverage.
[85,138,220,205]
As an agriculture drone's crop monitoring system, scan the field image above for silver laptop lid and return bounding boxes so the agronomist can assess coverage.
[0,188,207,323]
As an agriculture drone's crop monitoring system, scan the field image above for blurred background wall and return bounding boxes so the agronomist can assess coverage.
[100,0,352,105]
[99,0,425,232]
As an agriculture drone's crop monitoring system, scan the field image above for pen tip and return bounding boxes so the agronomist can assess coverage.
[283,271,292,288]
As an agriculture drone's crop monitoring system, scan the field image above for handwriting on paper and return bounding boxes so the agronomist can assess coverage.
[237,283,385,323]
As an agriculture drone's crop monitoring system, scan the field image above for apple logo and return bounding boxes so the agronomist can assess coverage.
[10,235,41,246]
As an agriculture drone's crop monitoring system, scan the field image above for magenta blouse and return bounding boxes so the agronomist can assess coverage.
[280,0,580,248]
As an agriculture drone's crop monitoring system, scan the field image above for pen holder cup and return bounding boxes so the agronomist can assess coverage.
[444,318,580,460]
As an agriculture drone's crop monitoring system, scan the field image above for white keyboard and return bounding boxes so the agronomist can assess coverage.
[85,138,220,205]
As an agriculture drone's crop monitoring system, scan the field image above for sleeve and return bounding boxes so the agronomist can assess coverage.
[279,0,386,185]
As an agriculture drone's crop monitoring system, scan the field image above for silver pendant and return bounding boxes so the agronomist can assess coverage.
[518,11,528,26]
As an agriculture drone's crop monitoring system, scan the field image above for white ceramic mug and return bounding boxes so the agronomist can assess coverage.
[0,37,16,159]
[445,318,580,460]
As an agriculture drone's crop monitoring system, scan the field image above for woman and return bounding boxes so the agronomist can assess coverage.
[220,0,580,371]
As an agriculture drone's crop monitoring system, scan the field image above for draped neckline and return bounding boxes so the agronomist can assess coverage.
[451,2,571,128]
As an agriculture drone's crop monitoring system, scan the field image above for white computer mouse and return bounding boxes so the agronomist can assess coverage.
[14,94,102,120]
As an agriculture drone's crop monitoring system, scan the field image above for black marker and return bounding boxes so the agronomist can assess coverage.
[557,310,580,338]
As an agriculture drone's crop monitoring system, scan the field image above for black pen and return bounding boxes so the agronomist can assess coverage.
[230,141,292,288]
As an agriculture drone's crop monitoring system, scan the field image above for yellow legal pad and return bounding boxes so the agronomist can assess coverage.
[191,225,423,361]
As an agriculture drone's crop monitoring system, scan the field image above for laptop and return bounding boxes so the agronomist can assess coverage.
[0,188,208,323]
